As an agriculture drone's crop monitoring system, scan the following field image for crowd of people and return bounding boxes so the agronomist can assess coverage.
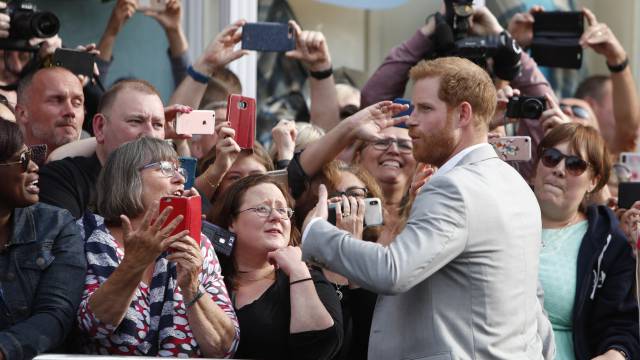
[0,0,639,359]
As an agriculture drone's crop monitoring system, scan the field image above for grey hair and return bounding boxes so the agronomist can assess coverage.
[97,137,177,223]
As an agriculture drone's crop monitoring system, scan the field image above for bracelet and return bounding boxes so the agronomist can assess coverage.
[187,65,211,84]
[609,347,629,360]
[607,57,628,73]
[309,67,333,80]
[205,175,219,190]
[185,288,205,309]
[289,277,313,286]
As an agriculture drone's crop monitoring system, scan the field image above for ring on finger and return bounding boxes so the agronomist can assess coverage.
[342,212,350,217]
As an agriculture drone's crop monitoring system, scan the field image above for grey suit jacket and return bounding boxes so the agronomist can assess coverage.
[302,144,549,360]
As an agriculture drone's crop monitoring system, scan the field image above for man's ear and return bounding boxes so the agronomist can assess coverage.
[14,103,28,125]
[457,101,473,128]
[93,113,107,144]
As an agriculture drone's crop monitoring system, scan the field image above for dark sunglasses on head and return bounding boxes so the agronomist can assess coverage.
[540,147,590,176]
[559,104,590,120]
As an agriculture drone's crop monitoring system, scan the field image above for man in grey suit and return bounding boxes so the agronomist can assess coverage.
[301,57,549,359]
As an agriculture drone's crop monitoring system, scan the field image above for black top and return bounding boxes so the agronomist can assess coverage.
[233,268,343,360]
[333,286,376,360]
[572,205,639,360]
[38,154,102,219]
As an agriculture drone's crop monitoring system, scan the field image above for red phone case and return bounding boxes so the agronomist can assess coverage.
[226,94,256,150]
[159,196,202,245]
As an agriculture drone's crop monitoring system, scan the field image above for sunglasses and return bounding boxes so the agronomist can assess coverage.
[559,104,590,120]
[540,148,590,176]
[0,148,33,172]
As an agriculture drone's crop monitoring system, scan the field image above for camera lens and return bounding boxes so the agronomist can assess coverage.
[369,200,378,205]
[521,98,544,119]
[32,12,60,38]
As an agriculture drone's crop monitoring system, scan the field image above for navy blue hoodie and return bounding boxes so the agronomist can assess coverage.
[572,205,639,359]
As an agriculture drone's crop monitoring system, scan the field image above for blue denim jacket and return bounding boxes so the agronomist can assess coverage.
[0,203,86,360]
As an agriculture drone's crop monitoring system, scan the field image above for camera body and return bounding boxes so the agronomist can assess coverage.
[0,1,59,51]
[431,0,522,81]
[506,96,546,119]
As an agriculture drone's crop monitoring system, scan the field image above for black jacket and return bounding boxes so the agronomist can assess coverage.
[573,205,639,359]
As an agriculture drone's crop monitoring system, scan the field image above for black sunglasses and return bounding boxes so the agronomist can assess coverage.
[540,148,590,176]
[0,148,32,172]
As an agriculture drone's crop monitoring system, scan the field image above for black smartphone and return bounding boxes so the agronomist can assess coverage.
[531,11,584,69]
[202,221,236,257]
[241,22,295,52]
[52,48,96,77]
[618,182,640,209]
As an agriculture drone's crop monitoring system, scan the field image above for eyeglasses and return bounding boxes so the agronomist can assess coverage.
[370,138,413,154]
[237,204,294,220]
[540,148,590,176]
[559,104,590,120]
[138,161,186,178]
[329,186,368,199]
[0,148,32,172]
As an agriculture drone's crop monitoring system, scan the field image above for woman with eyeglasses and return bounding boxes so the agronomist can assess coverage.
[353,126,417,229]
[532,123,639,360]
[209,174,343,360]
[76,137,240,357]
[0,119,86,360]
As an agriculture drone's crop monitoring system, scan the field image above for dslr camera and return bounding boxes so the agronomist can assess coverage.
[506,96,546,119]
[0,0,60,51]
[431,0,522,81]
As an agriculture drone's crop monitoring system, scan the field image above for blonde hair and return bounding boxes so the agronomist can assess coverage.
[409,57,497,129]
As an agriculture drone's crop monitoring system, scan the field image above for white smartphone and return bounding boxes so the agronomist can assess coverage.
[620,152,640,182]
[488,136,532,161]
[137,0,167,12]
[175,110,216,135]
[328,197,383,228]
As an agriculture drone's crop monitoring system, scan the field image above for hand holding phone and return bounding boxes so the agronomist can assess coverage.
[52,48,96,77]
[137,0,167,11]
[328,197,383,228]
[227,94,256,150]
[159,196,202,246]
[175,110,216,135]
[242,22,295,52]
[531,11,584,68]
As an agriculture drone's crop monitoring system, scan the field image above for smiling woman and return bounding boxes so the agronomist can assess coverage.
[0,119,86,360]
[532,123,639,359]
[77,137,240,357]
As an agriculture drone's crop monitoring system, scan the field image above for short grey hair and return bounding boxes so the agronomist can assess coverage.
[97,137,177,223]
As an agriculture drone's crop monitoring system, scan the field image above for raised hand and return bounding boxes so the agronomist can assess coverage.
[271,119,297,161]
[120,201,188,271]
[347,101,408,142]
[105,0,136,36]
[409,163,436,197]
[195,19,248,76]
[580,8,627,66]
[144,0,182,32]
[507,5,544,48]
[164,104,193,140]
[285,20,332,72]
[540,93,571,135]
[167,235,203,297]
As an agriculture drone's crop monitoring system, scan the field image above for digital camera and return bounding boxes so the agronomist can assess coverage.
[506,96,546,119]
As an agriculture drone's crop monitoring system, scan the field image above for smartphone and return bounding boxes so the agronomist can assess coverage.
[241,22,295,52]
[52,48,96,77]
[488,136,532,161]
[393,98,413,128]
[531,11,583,69]
[175,110,216,135]
[618,182,640,209]
[137,0,166,11]
[266,169,288,187]
[159,196,202,245]
[202,221,236,257]
[620,152,640,182]
[178,156,197,190]
[226,94,256,150]
[327,197,384,228]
